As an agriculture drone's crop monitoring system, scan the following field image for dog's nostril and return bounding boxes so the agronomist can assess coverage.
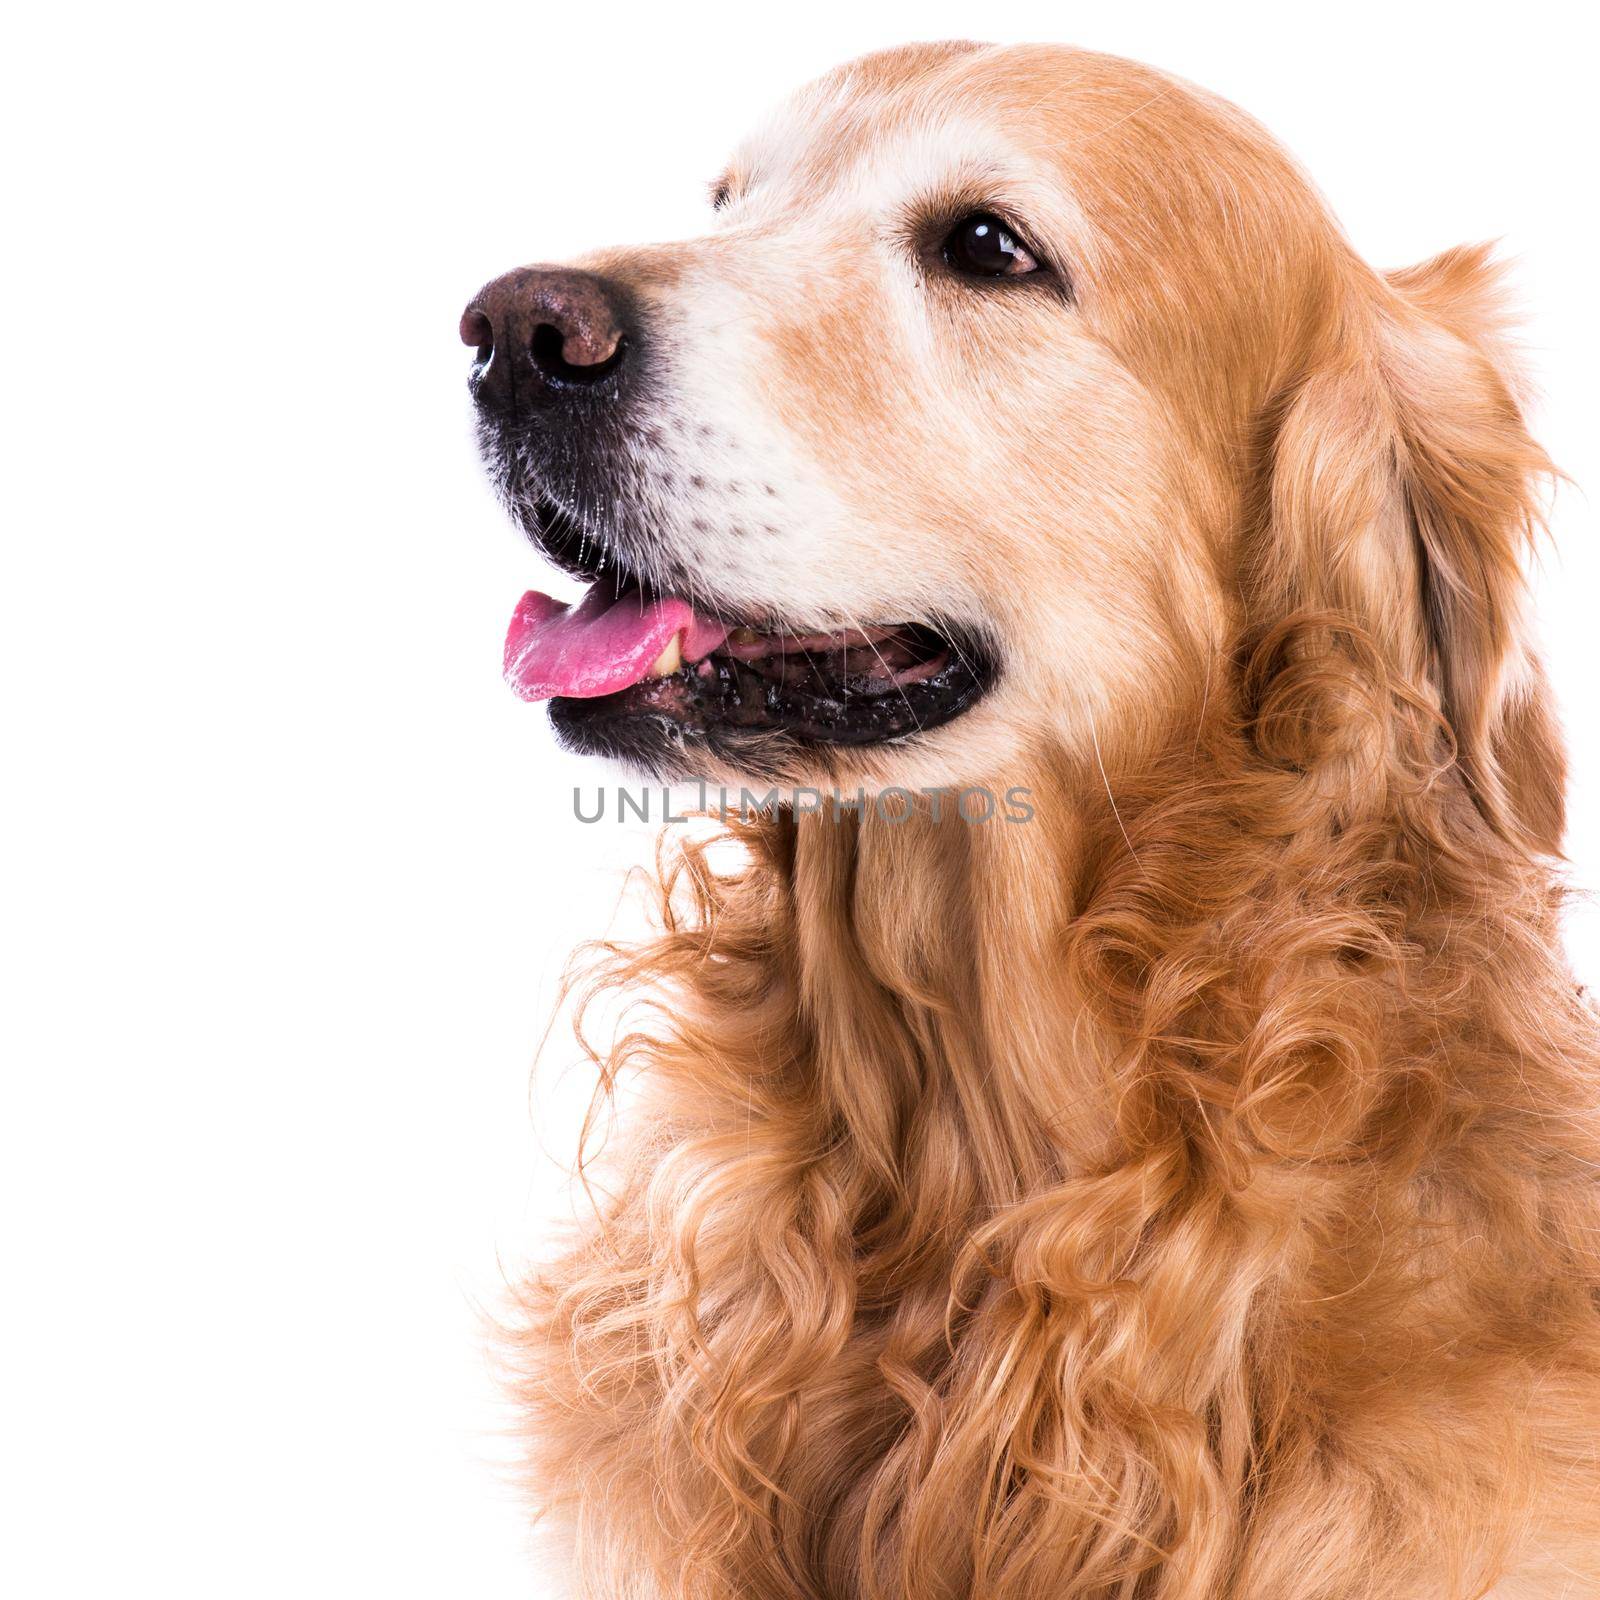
[529,320,620,382]
[459,308,492,351]
[530,323,566,371]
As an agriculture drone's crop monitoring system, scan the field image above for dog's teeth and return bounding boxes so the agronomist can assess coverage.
[728,627,761,646]
[647,633,683,678]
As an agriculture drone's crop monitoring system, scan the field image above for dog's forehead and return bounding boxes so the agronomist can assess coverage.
[723,45,1044,211]
[720,43,1286,233]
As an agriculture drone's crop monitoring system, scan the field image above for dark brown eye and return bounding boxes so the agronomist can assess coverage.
[942,212,1039,278]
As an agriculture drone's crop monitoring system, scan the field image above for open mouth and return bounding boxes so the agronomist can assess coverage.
[503,501,994,763]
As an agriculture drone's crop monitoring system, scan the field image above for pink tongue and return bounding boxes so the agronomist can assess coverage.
[504,585,729,701]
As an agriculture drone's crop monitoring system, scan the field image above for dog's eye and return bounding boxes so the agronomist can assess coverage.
[942,213,1039,278]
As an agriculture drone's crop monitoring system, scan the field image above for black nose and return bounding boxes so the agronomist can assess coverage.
[460,267,631,417]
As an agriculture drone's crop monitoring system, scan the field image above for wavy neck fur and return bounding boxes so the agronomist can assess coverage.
[525,696,1600,1599]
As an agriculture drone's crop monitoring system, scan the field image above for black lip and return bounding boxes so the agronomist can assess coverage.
[548,620,996,776]
[524,494,625,584]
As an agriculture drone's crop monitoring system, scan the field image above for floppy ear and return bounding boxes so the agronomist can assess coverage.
[1250,244,1565,854]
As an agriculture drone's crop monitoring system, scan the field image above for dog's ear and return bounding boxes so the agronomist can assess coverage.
[1250,244,1564,853]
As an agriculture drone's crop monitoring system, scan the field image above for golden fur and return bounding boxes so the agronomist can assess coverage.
[499,43,1600,1599]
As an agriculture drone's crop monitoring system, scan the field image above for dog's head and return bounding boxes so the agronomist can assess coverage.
[465,42,1561,847]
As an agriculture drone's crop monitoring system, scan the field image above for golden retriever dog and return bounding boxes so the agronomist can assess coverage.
[460,41,1600,1600]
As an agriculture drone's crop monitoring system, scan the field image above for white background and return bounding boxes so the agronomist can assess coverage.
[5,2,1597,1594]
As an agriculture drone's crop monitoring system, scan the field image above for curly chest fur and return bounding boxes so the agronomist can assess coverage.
[509,783,1600,1600]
